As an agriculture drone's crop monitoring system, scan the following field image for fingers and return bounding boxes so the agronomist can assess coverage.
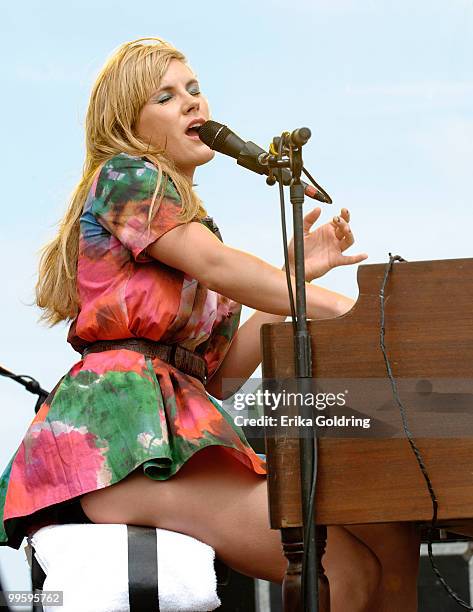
[331,213,354,248]
[339,252,369,266]
[329,208,367,267]
[303,207,322,233]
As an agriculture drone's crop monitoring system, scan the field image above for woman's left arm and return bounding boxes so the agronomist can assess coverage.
[205,280,355,399]
[204,309,286,399]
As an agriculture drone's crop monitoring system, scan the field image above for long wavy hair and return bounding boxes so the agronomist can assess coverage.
[36,37,207,326]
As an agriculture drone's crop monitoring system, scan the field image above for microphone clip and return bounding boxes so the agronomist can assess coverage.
[269,128,312,183]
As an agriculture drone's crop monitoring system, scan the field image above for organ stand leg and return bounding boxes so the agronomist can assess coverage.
[281,527,303,612]
[280,526,330,611]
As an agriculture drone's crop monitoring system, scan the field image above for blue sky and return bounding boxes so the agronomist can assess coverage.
[1,0,472,595]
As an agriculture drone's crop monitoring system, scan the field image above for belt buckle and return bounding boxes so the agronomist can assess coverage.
[171,345,185,373]
[174,345,207,386]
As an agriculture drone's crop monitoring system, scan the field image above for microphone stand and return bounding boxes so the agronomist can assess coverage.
[0,365,50,612]
[265,131,319,612]
[0,364,49,413]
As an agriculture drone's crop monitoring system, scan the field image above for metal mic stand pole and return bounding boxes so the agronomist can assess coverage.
[263,126,330,611]
[288,135,319,612]
[264,128,319,611]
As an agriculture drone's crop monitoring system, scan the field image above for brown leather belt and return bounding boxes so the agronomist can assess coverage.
[81,338,208,385]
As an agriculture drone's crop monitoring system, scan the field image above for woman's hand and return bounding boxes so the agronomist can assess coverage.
[285,207,368,281]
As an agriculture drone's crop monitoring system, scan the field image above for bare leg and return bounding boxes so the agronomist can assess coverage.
[80,447,407,611]
[347,523,420,612]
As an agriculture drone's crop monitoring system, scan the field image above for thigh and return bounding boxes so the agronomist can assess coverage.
[80,446,381,588]
[81,446,287,582]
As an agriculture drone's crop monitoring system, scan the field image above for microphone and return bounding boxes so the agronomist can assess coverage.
[198,120,332,204]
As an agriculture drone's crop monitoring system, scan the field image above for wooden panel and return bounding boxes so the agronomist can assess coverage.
[261,258,473,527]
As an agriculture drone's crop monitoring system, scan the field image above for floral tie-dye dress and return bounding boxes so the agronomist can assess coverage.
[0,152,266,549]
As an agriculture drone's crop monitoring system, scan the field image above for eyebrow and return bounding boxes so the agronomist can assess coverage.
[153,78,199,95]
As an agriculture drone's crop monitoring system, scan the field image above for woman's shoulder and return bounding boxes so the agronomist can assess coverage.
[97,153,179,201]
[101,152,157,175]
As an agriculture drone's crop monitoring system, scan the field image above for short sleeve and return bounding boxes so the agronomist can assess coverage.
[87,153,185,262]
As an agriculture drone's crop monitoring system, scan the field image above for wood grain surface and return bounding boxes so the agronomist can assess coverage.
[261,258,473,527]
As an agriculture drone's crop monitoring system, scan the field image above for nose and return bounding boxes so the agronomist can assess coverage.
[183,91,199,114]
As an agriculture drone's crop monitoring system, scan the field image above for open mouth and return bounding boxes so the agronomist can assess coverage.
[186,126,202,138]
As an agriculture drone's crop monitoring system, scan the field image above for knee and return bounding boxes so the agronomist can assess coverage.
[328,551,381,612]
[375,522,420,595]
[381,545,420,600]
[351,553,381,612]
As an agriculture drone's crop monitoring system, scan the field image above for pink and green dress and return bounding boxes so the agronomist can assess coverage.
[0,152,266,549]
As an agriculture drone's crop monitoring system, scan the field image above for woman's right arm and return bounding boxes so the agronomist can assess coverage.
[147,221,353,319]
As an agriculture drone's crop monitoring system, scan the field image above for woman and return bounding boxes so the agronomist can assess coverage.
[0,38,419,610]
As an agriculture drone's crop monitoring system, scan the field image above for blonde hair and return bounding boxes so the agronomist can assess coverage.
[36,37,207,326]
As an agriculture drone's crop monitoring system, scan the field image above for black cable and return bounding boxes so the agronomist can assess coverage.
[380,253,473,610]
[302,419,318,605]
[276,144,297,330]
[302,167,332,205]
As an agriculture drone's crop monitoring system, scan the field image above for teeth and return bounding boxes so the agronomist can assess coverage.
[186,123,203,135]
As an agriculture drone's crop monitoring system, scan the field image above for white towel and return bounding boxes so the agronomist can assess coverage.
[27,523,221,612]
